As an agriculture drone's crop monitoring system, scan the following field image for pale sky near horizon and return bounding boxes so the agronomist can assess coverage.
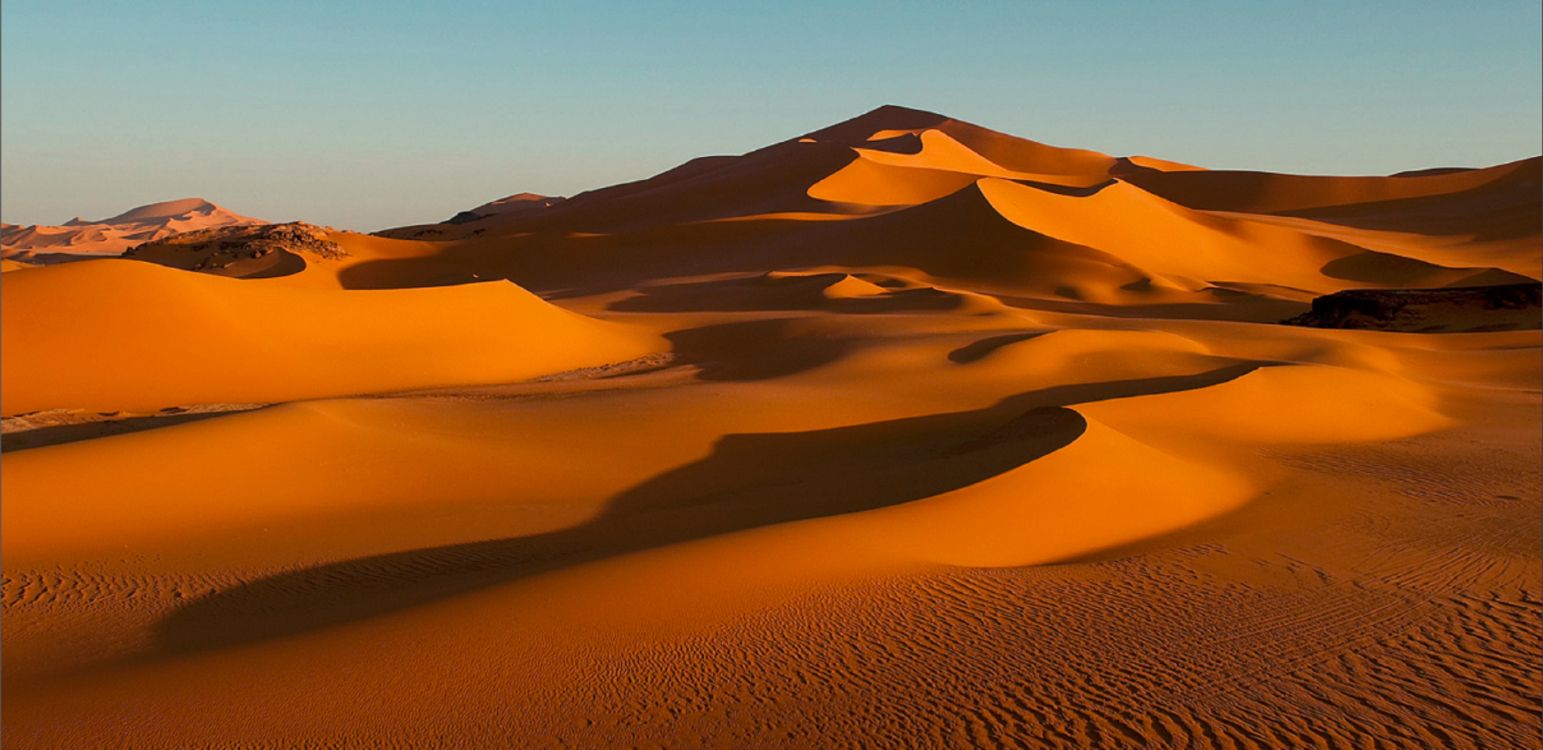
[3,1,1539,231]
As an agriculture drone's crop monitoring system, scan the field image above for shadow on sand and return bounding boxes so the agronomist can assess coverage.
[146,361,1266,658]
[1,408,266,454]
[608,273,965,315]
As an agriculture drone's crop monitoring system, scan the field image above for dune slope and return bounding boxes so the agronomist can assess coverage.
[0,259,658,415]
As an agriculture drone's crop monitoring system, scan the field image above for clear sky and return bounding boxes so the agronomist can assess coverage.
[3,1,1539,231]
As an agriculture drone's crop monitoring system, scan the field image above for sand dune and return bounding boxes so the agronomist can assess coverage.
[1116,155,1541,212]
[0,258,658,414]
[1,198,262,262]
[358,106,1535,315]
[2,105,1538,749]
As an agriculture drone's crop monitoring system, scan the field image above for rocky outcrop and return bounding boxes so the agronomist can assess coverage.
[125,222,346,278]
[1283,283,1541,332]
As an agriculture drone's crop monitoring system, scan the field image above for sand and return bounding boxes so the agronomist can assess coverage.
[2,105,1538,749]
[1,198,262,263]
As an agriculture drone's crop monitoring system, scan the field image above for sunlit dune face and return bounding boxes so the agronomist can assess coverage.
[2,105,1538,749]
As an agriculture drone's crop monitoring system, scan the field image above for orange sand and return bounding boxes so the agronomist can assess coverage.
[2,106,1538,749]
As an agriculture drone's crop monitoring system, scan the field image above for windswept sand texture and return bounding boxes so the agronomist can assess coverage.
[2,106,1539,749]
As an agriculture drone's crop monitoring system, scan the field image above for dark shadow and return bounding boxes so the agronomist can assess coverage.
[1320,250,1463,286]
[1274,163,1542,242]
[221,249,307,279]
[856,132,924,154]
[126,248,308,279]
[8,252,109,265]
[947,331,1051,364]
[663,318,855,381]
[1321,250,1537,287]
[609,273,964,315]
[997,294,1310,324]
[339,180,1140,300]
[1007,177,1116,197]
[145,362,1266,658]
[1,408,265,453]
[335,252,492,290]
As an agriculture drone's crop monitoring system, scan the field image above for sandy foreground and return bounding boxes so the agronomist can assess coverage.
[2,106,1538,748]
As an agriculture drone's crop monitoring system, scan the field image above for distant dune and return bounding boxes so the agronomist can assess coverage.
[2,106,1538,749]
[0,198,262,264]
[369,105,1538,303]
[444,192,566,224]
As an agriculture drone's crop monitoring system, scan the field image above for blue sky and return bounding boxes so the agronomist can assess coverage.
[3,1,1539,230]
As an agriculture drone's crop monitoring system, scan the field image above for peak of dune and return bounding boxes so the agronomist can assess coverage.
[471,193,564,214]
[800,105,952,144]
[819,273,891,299]
[445,193,566,225]
[835,104,952,126]
[867,103,948,120]
[1392,167,1475,177]
[801,106,1118,178]
[1119,155,1208,173]
[102,197,225,223]
[498,192,559,203]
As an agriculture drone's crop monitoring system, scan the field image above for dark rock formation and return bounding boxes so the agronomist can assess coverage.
[1282,283,1541,332]
[125,222,347,278]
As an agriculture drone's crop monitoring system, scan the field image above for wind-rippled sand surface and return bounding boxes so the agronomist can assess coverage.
[2,106,1538,748]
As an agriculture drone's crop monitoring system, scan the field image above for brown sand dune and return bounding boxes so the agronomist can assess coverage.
[0,258,658,415]
[1115,154,1541,213]
[1,106,1538,749]
[448,192,566,223]
[379,139,863,240]
[1120,154,1207,172]
[1,197,262,262]
[981,177,1533,292]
